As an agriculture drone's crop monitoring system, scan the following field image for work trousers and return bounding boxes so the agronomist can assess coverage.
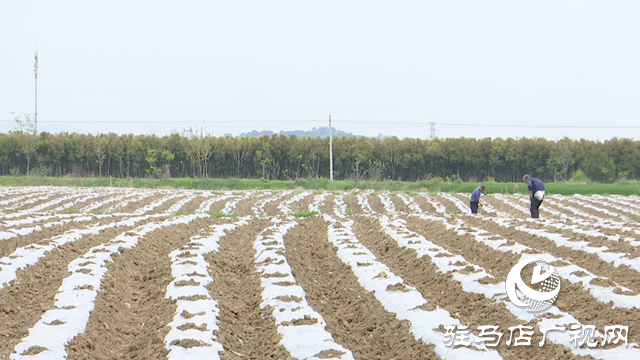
[470,201,479,214]
[530,196,543,218]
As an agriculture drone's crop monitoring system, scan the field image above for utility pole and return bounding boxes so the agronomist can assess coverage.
[203,120,207,179]
[429,122,436,140]
[34,49,38,133]
[329,115,334,181]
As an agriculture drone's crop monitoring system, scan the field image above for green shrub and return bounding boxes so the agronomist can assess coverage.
[568,170,592,184]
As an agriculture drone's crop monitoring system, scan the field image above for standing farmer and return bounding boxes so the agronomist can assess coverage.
[523,174,545,218]
[470,185,487,214]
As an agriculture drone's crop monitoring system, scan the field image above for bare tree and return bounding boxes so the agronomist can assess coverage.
[186,126,212,178]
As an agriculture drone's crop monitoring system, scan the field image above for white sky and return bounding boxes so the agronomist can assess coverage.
[1,1,639,140]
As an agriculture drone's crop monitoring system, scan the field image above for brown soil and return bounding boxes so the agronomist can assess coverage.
[548,199,613,221]
[518,221,640,257]
[451,194,496,218]
[579,224,640,243]
[205,219,295,360]
[284,217,438,359]
[264,193,295,217]
[0,216,156,359]
[73,194,115,210]
[404,216,640,344]
[0,192,44,205]
[319,195,336,215]
[343,195,362,216]
[463,217,640,294]
[434,195,460,213]
[90,193,139,213]
[13,193,69,211]
[148,195,189,215]
[66,217,215,359]
[481,196,532,219]
[235,196,260,216]
[40,195,95,213]
[412,195,438,214]
[0,217,105,259]
[290,193,315,214]
[208,196,230,214]
[179,196,209,214]
[119,193,164,213]
[494,197,640,240]
[0,214,79,232]
[351,216,588,360]
[389,195,410,213]
[367,195,384,214]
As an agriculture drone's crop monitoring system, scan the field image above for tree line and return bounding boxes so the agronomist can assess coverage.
[2,116,638,183]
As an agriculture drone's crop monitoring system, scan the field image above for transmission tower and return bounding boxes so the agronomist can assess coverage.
[429,122,436,139]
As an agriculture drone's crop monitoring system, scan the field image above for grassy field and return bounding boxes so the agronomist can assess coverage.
[0,176,639,195]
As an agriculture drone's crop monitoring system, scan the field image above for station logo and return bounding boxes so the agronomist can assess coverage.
[506,258,561,313]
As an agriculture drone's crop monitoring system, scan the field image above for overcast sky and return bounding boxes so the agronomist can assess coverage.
[1,1,639,140]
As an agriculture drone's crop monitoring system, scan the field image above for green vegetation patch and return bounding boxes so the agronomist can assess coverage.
[207,212,237,218]
[290,211,319,218]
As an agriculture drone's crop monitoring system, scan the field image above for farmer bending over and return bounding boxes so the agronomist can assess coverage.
[470,185,486,214]
[523,174,545,218]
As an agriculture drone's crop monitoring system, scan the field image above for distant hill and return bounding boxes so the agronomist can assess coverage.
[226,126,390,139]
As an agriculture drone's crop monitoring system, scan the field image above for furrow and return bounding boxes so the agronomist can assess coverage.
[324,214,501,360]
[407,214,640,344]
[204,218,292,360]
[308,193,329,214]
[164,217,250,360]
[254,218,355,359]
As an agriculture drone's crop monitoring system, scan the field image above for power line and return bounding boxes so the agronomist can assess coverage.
[0,119,638,130]
[0,119,327,124]
[434,123,640,129]
[337,120,640,129]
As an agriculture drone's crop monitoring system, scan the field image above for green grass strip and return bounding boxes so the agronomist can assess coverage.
[0,176,638,196]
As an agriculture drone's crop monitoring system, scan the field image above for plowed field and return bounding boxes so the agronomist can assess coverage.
[1,186,639,359]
